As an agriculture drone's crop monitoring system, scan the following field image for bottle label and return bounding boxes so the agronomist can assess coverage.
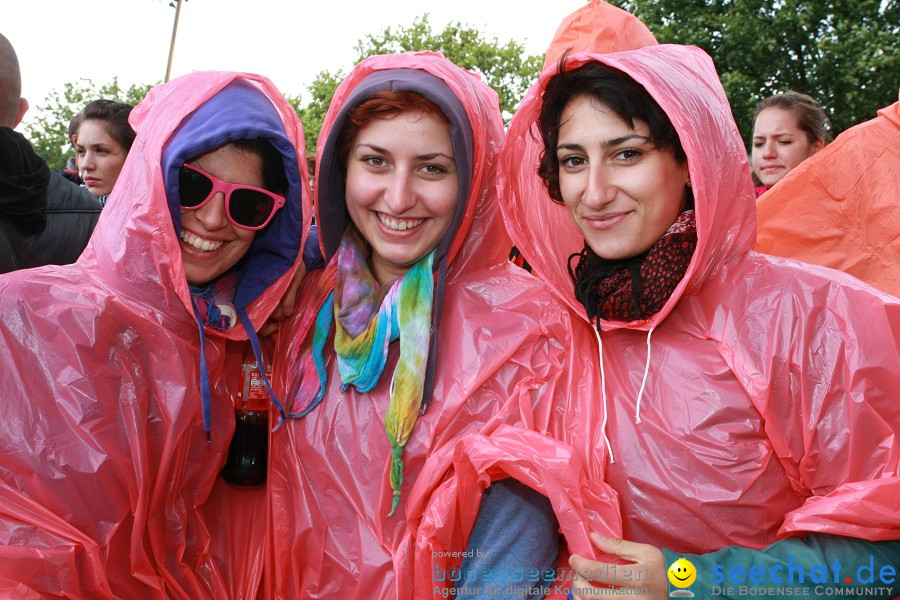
[239,362,272,411]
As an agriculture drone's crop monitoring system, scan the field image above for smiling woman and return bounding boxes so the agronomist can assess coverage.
[341,91,459,285]
[0,71,309,596]
[268,51,601,599]
[555,94,689,263]
[499,43,900,600]
[178,139,287,286]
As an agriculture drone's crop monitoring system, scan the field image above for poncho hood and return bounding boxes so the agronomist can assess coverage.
[82,71,308,335]
[310,51,510,416]
[500,44,757,332]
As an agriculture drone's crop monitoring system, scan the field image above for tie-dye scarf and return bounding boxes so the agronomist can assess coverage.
[291,227,435,516]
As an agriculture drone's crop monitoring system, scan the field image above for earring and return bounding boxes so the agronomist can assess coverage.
[686,180,692,188]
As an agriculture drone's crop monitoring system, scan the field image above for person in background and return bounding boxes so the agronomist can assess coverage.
[0,32,99,273]
[0,70,309,597]
[500,42,899,599]
[756,89,900,297]
[60,112,82,184]
[750,91,829,196]
[75,98,136,206]
[306,150,316,194]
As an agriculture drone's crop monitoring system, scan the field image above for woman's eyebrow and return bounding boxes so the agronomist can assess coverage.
[355,142,389,154]
[557,134,651,152]
[415,152,455,161]
[356,144,454,162]
[602,133,651,148]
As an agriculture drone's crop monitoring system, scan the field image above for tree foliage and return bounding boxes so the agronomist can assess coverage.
[30,3,892,164]
[298,14,544,152]
[609,0,900,146]
[291,70,345,156]
[25,78,155,171]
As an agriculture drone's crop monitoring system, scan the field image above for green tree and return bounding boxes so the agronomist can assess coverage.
[25,78,155,171]
[299,14,544,152]
[292,70,345,156]
[609,0,900,146]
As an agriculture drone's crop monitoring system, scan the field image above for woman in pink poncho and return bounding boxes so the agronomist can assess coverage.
[0,71,310,598]
[267,50,622,600]
[498,44,900,599]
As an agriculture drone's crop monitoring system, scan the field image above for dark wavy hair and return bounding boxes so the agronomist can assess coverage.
[79,99,137,153]
[536,55,688,205]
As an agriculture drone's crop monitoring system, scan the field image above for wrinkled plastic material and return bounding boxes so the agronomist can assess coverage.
[266,52,622,600]
[0,72,310,597]
[542,0,657,71]
[756,95,900,298]
[498,43,900,554]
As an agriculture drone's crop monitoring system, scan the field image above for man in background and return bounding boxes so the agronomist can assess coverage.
[0,32,100,273]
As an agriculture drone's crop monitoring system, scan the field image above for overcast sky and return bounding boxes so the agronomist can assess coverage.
[7,0,586,128]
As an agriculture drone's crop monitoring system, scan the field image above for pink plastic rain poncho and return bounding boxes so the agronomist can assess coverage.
[756,94,900,297]
[0,71,309,598]
[498,44,900,554]
[266,51,621,600]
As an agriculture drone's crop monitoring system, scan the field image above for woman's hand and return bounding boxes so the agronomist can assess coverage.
[570,533,667,599]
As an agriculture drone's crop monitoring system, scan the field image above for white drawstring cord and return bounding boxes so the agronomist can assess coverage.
[634,327,654,424]
[593,325,615,464]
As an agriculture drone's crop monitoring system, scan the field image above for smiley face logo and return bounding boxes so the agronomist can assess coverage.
[667,558,697,588]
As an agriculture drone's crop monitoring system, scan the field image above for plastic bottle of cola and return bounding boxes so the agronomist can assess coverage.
[221,360,271,487]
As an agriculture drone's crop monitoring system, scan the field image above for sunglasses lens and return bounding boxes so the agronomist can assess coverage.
[179,166,214,208]
[229,189,276,228]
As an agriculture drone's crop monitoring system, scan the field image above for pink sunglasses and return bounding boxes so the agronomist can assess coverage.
[178,163,286,231]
